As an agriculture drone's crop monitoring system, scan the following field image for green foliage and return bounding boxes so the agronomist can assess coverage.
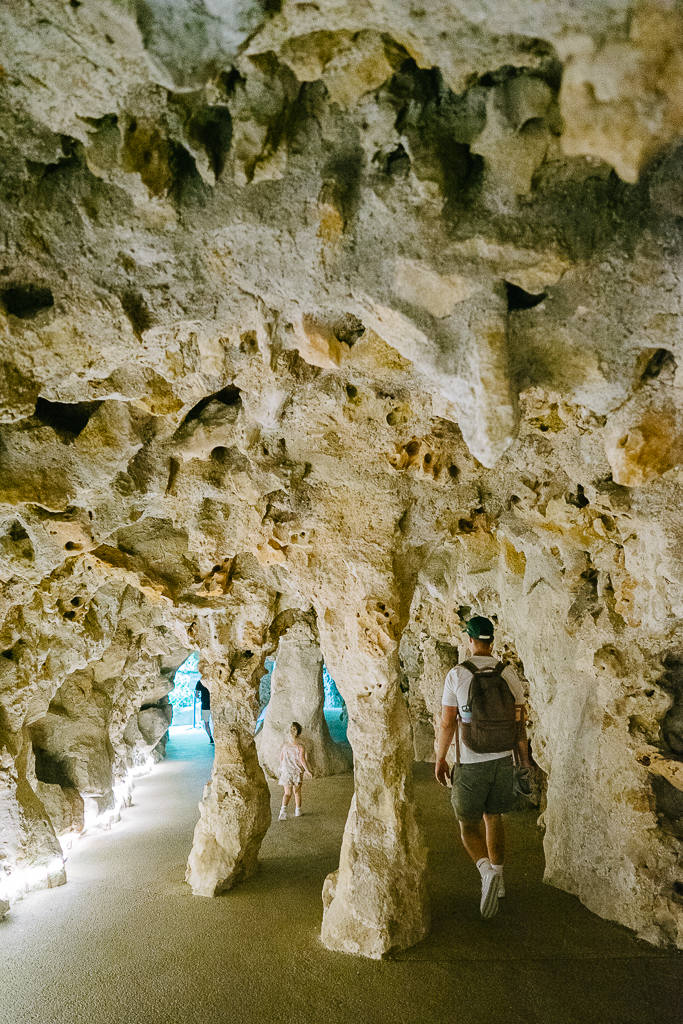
[169,651,201,708]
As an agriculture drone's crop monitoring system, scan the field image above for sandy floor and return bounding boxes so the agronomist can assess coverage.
[1,727,681,1024]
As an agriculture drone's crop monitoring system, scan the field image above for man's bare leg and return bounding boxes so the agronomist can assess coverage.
[459,819,489,863]
[484,813,505,865]
[460,817,501,917]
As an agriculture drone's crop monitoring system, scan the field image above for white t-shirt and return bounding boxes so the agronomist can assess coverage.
[442,656,525,764]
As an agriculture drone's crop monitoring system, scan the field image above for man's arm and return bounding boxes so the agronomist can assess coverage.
[435,705,459,787]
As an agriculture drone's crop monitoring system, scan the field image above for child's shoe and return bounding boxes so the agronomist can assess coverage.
[278,808,287,821]
[295,808,303,817]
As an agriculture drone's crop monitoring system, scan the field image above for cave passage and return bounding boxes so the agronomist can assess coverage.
[1,731,679,1024]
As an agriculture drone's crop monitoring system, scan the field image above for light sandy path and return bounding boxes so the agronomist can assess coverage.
[1,727,681,1024]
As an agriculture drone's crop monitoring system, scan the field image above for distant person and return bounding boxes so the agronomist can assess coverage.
[435,616,532,919]
[195,681,214,744]
[278,722,312,820]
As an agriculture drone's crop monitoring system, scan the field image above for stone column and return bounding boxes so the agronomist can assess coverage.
[185,567,277,897]
[317,609,429,958]
[257,620,352,777]
[186,655,272,896]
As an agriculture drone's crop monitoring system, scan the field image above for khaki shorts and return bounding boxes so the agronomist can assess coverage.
[450,756,514,821]
[201,710,211,723]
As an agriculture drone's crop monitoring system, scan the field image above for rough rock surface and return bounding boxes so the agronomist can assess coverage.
[1,0,683,955]
[257,619,352,778]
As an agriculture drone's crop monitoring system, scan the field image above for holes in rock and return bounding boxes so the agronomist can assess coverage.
[0,283,54,319]
[346,384,358,400]
[121,117,197,200]
[674,881,683,897]
[63,610,77,621]
[244,650,253,658]
[2,640,23,662]
[505,282,546,312]
[31,746,71,788]
[386,144,411,178]
[70,596,81,606]
[239,331,258,355]
[333,314,364,348]
[0,520,34,562]
[119,290,152,338]
[652,774,683,821]
[33,398,102,439]
[458,518,474,533]
[185,106,233,179]
[640,348,676,383]
[568,568,601,628]
[424,453,432,464]
[210,446,229,462]
[404,440,420,458]
[182,385,241,425]
[448,464,459,479]
[567,483,590,509]
[64,541,82,551]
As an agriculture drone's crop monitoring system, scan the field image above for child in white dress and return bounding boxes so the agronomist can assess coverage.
[278,722,312,819]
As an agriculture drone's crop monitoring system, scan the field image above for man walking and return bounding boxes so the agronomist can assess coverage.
[435,615,531,918]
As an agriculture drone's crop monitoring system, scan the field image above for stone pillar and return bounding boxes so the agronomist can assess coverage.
[0,739,66,907]
[185,567,277,897]
[257,620,352,777]
[317,609,429,958]
[186,655,272,896]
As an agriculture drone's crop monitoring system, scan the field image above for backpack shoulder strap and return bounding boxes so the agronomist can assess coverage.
[460,660,479,675]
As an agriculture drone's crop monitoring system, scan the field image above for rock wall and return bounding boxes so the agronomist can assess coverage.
[1,0,683,953]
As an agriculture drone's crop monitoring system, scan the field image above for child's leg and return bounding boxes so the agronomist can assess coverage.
[293,783,302,809]
[282,785,292,807]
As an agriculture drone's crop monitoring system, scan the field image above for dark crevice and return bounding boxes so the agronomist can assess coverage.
[0,284,54,319]
[641,348,677,383]
[2,640,24,662]
[181,385,241,426]
[168,94,234,180]
[186,106,233,179]
[567,483,590,509]
[32,746,71,788]
[119,290,152,338]
[505,282,546,312]
[333,313,365,347]
[33,398,103,439]
[386,144,410,177]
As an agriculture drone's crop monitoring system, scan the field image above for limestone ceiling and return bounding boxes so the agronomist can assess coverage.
[2,0,683,949]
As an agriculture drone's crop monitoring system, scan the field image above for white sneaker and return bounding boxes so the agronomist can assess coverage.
[295,808,303,817]
[278,808,287,821]
[480,868,501,919]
